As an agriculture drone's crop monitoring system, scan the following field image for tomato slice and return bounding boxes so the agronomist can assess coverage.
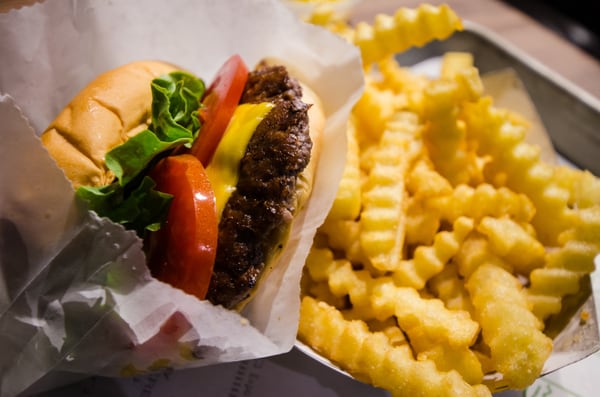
[146,154,217,300]
[190,54,249,166]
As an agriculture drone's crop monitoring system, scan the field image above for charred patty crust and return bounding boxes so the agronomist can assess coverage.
[206,64,313,308]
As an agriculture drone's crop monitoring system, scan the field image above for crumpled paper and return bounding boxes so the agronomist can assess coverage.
[0,0,364,396]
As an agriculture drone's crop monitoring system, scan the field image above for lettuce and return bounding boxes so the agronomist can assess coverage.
[76,71,205,236]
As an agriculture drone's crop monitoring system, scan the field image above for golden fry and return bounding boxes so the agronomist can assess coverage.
[405,196,441,246]
[407,158,453,198]
[318,218,369,264]
[298,296,491,397]
[372,280,479,348]
[428,263,475,313]
[425,184,536,224]
[417,345,484,386]
[462,98,577,245]
[466,264,553,389]
[297,4,600,396]
[353,4,463,66]
[422,71,484,185]
[326,117,362,221]
[476,216,545,275]
[527,206,600,319]
[392,216,474,288]
[360,112,422,271]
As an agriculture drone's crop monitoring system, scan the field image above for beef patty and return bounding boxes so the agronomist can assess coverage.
[206,63,312,309]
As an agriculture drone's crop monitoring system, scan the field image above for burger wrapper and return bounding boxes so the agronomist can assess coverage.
[0,0,364,395]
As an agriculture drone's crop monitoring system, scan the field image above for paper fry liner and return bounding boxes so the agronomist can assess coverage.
[0,1,364,395]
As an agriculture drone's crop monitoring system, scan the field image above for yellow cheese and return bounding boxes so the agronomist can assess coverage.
[206,102,274,219]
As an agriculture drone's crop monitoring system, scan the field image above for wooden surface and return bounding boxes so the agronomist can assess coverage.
[2,0,600,100]
[350,0,600,101]
[0,0,39,12]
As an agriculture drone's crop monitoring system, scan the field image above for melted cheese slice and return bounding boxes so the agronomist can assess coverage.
[206,102,274,219]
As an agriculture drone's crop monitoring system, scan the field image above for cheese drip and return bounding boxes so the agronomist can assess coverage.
[206,102,274,219]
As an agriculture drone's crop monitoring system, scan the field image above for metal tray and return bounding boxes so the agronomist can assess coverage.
[296,20,600,391]
[396,21,600,176]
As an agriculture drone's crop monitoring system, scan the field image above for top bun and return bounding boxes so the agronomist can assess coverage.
[41,61,178,188]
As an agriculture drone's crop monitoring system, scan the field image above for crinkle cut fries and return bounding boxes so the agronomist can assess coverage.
[293,2,600,396]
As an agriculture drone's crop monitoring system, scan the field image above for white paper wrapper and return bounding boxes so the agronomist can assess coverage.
[0,1,364,396]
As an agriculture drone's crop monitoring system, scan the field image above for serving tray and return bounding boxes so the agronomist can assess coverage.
[295,20,600,390]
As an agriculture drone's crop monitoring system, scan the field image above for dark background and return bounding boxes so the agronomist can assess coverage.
[502,0,600,60]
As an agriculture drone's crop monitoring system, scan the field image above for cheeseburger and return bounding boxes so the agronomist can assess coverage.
[41,55,324,310]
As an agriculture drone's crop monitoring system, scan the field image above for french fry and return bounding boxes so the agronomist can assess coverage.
[417,344,484,386]
[407,158,454,198]
[527,206,600,319]
[318,218,369,264]
[428,262,475,313]
[353,78,400,143]
[360,112,422,271]
[476,216,545,275]
[392,216,474,289]
[372,280,479,348]
[352,4,464,67]
[405,196,441,246]
[423,79,480,185]
[440,52,475,79]
[298,296,491,397]
[425,184,536,224]
[553,166,600,208]
[326,117,362,221]
[462,97,577,245]
[466,264,553,389]
[296,4,600,395]
[454,233,512,278]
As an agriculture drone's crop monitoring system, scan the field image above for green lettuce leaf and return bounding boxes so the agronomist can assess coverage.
[151,71,204,140]
[77,177,173,236]
[76,70,205,236]
[107,71,205,186]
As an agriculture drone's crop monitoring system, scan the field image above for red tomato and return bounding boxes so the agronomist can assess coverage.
[190,54,249,166]
[147,154,217,300]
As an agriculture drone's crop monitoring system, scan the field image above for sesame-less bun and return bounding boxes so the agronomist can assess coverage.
[41,60,323,197]
[295,81,324,213]
[41,61,179,188]
[40,59,325,309]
